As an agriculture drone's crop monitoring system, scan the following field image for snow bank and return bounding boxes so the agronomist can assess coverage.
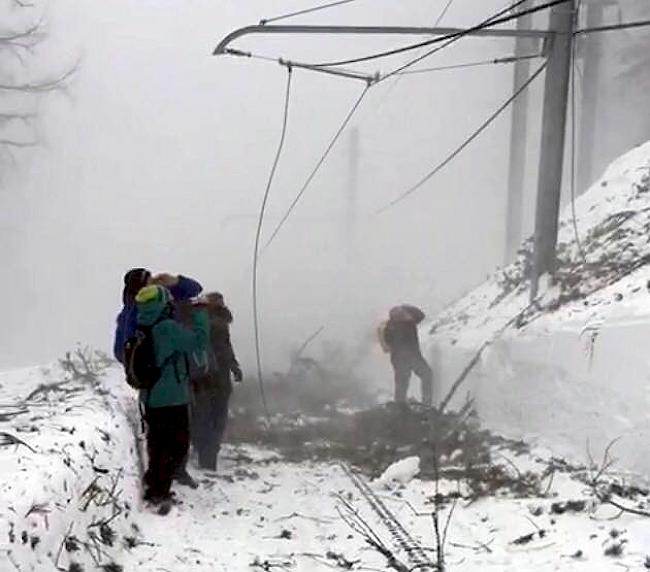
[0,364,143,571]
[427,142,650,477]
[372,456,420,488]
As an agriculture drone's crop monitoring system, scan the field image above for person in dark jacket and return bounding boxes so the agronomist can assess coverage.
[190,292,242,471]
[382,304,433,406]
[134,285,209,507]
[113,269,202,363]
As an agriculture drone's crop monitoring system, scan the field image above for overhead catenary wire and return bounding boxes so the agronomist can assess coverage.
[252,67,294,421]
[374,0,460,112]
[311,0,564,69]
[223,48,377,84]
[434,0,458,27]
[263,83,371,250]
[260,0,360,25]
[379,0,550,83]
[574,18,650,36]
[377,58,548,213]
[396,52,542,75]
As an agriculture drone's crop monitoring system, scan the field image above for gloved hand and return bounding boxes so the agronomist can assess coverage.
[231,365,243,382]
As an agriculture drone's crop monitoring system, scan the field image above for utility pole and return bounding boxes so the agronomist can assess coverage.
[346,127,360,261]
[577,0,606,192]
[504,0,535,264]
[530,0,576,298]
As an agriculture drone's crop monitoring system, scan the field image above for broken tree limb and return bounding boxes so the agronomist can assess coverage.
[438,301,534,413]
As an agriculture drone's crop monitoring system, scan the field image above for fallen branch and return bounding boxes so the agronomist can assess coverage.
[0,431,37,453]
[439,302,534,413]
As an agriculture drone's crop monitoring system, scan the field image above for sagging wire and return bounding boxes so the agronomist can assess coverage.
[372,0,460,114]
[252,67,294,421]
[570,0,588,263]
[311,0,560,69]
[259,0,360,25]
[263,83,372,250]
[378,0,542,83]
[224,48,378,84]
[396,52,543,75]
[376,59,548,214]
[435,0,458,26]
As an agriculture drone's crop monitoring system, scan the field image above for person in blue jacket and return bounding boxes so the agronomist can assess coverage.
[113,268,203,364]
[113,268,203,489]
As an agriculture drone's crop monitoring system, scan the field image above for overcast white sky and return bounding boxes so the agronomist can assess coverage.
[0,0,579,372]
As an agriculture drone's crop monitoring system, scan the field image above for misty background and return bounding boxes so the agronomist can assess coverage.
[1,0,648,379]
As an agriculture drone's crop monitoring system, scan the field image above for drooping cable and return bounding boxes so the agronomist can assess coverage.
[434,0,457,26]
[373,0,460,114]
[252,67,294,420]
[260,0,360,25]
[263,83,371,249]
[311,0,563,68]
[377,59,548,213]
[379,0,544,83]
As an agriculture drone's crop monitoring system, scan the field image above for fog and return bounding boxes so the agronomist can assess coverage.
[0,0,638,373]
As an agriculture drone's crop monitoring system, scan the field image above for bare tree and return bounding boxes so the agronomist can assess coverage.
[0,0,76,171]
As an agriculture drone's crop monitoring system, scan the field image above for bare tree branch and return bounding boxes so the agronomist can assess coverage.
[0,111,36,121]
[0,138,37,147]
[0,22,42,46]
[0,65,77,92]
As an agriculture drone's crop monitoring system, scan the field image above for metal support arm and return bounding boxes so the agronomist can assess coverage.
[213,24,551,56]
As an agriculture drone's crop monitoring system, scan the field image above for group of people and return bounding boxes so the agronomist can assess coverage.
[113,268,241,508]
[112,266,433,509]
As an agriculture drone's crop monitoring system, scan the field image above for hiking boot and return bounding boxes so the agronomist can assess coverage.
[174,469,199,489]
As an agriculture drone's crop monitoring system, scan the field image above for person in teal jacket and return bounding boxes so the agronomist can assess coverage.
[135,284,208,504]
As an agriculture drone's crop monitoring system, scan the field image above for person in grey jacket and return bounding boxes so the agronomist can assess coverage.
[382,304,433,406]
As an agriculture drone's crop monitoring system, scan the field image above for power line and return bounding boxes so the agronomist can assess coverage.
[379,0,548,82]
[395,52,542,75]
[574,18,650,36]
[312,0,564,69]
[376,59,548,214]
[375,0,461,112]
[260,0,360,25]
[434,0,457,27]
[252,67,294,421]
[263,84,371,250]
[223,48,377,83]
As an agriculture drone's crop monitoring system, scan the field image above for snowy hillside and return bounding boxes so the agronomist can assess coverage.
[426,142,650,477]
[429,142,650,345]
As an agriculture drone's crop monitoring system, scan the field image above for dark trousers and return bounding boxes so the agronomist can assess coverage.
[144,404,190,498]
[191,374,232,470]
[391,352,433,406]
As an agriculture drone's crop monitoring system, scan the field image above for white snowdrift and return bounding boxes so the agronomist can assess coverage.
[373,455,420,488]
[1,363,649,570]
[427,142,650,477]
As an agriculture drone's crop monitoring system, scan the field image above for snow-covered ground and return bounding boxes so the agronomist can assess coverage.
[426,142,650,477]
[1,361,649,571]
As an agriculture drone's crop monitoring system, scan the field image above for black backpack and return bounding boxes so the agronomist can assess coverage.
[124,325,165,390]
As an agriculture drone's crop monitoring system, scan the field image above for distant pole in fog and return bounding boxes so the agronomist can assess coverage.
[504,0,535,264]
[531,0,576,298]
[346,127,360,260]
[578,0,606,193]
